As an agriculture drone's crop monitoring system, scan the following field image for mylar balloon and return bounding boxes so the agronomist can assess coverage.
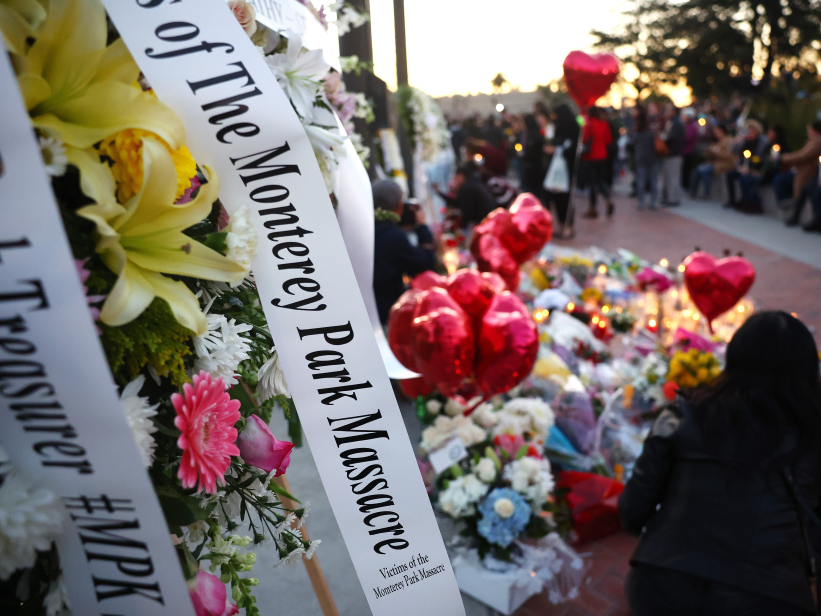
[446,269,497,319]
[562,51,620,109]
[481,272,507,294]
[473,234,520,291]
[411,270,447,290]
[411,289,475,396]
[683,251,756,328]
[469,208,514,255]
[400,377,433,399]
[387,288,422,372]
[506,193,554,263]
[474,292,539,396]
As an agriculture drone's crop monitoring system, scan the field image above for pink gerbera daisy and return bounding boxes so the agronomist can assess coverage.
[173,371,241,493]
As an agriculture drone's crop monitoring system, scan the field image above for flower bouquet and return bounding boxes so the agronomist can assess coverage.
[0,1,353,614]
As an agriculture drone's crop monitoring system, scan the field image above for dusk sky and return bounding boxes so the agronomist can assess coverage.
[366,0,625,96]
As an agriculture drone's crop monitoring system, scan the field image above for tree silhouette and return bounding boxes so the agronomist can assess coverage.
[491,72,509,92]
[591,0,821,98]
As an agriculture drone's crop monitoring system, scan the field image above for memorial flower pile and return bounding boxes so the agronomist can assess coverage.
[0,1,322,614]
[419,397,557,559]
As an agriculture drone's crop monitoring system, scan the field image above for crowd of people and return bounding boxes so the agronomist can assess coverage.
[438,101,821,234]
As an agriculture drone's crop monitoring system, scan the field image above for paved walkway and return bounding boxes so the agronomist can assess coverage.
[252,186,821,616]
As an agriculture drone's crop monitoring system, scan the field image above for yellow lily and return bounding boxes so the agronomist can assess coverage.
[0,0,46,55]
[2,0,183,149]
[73,138,247,335]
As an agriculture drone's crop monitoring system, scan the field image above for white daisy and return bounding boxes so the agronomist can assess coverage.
[304,539,321,559]
[257,347,291,400]
[38,135,67,177]
[224,203,259,275]
[193,314,253,388]
[278,546,305,567]
[119,375,159,467]
[0,470,64,580]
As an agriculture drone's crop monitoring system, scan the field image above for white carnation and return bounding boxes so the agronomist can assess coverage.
[426,399,442,415]
[438,474,488,518]
[257,347,291,400]
[444,398,465,417]
[224,203,259,275]
[119,375,159,467]
[493,398,555,442]
[503,457,555,511]
[471,403,499,428]
[0,470,64,580]
[421,415,486,452]
[474,457,497,483]
[193,314,253,388]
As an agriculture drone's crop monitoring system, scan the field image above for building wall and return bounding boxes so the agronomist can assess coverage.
[435,89,540,118]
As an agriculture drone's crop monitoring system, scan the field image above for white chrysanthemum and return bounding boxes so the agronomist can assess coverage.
[305,539,321,559]
[224,203,259,275]
[420,415,486,452]
[0,471,64,579]
[264,30,330,121]
[119,375,159,467]
[493,398,555,442]
[503,457,555,511]
[426,399,442,415]
[474,457,497,483]
[444,398,465,417]
[43,574,70,616]
[471,403,499,428]
[257,347,291,400]
[438,474,488,518]
[193,314,253,388]
[39,135,67,177]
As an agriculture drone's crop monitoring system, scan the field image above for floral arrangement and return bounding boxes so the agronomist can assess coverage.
[666,348,722,390]
[396,85,451,164]
[0,1,329,614]
[418,397,556,560]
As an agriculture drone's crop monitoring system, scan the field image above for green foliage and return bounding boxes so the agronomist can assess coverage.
[101,298,193,387]
[592,0,821,99]
[395,85,416,149]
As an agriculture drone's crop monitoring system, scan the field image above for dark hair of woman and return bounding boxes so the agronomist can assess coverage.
[553,104,576,133]
[587,106,602,120]
[523,113,541,139]
[634,105,648,132]
[689,311,821,467]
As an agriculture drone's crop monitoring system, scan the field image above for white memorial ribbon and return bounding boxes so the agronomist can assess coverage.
[0,52,195,616]
[100,2,465,615]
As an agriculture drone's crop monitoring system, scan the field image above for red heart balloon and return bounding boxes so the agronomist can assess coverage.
[469,208,514,255]
[481,272,507,294]
[400,377,433,399]
[387,288,422,372]
[411,271,447,291]
[411,288,475,396]
[446,269,497,319]
[474,292,539,396]
[473,234,520,291]
[683,251,756,326]
[562,51,620,109]
[506,193,554,263]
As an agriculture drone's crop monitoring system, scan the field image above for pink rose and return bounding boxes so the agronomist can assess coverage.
[188,570,238,616]
[228,0,257,36]
[236,414,294,476]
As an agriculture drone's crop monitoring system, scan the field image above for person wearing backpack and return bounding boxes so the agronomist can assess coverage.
[620,311,821,615]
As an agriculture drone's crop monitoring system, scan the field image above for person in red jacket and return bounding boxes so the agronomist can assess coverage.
[582,107,614,218]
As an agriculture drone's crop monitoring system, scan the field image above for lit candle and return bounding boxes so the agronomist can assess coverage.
[743,149,751,172]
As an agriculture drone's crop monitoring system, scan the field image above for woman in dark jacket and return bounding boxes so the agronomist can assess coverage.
[620,311,821,615]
